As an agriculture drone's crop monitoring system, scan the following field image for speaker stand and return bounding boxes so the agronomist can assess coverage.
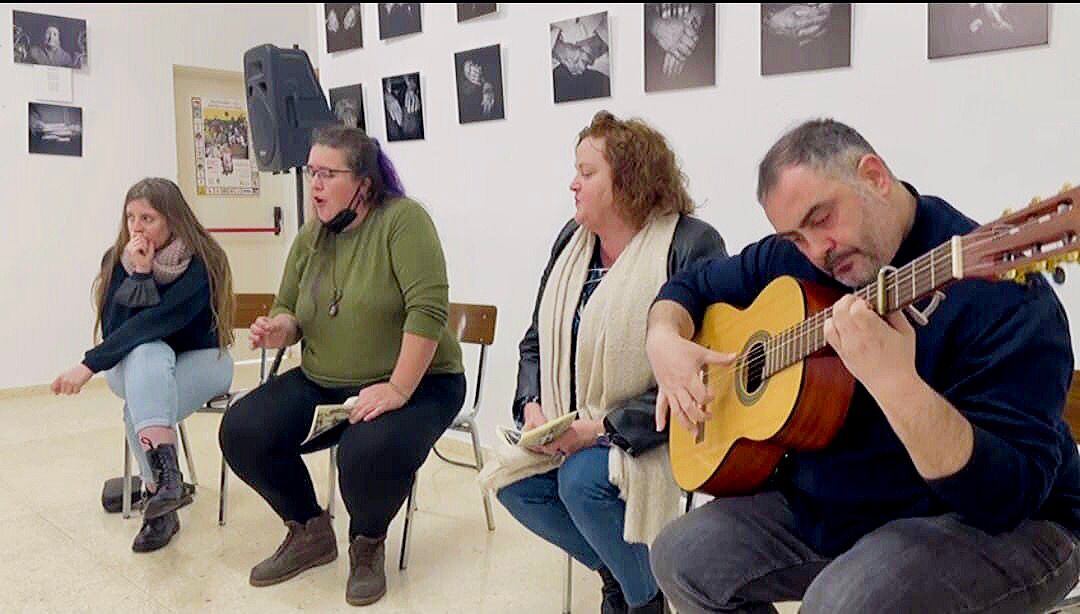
[294,166,305,228]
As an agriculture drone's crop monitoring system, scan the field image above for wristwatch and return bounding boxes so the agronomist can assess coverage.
[596,423,612,447]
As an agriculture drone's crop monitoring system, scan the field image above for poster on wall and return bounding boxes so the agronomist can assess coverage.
[550,11,612,104]
[760,3,851,76]
[644,3,716,92]
[928,4,1049,59]
[13,10,87,69]
[382,73,424,141]
[379,3,422,39]
[325,3,363,53]
[29,102,82,156]
[454,44,505,123]
[329,83,366,130]
[191,97,260,196]
[457,3,497,22]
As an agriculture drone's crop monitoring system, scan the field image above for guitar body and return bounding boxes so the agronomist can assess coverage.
[671,276,856,496]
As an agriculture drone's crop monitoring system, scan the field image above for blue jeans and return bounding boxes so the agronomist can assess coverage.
[105,341,233,483]
[497,446,660,607]
[650,490,1080,614]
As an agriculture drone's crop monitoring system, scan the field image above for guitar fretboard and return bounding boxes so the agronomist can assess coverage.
[753,240,958,379]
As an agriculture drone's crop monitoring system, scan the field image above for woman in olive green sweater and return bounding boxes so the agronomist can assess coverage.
[219,126,465,607]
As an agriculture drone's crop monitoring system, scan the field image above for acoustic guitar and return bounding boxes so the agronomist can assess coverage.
[671,186,1080,496]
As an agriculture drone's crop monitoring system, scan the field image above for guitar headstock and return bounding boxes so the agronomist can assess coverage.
[962,184,1080,285]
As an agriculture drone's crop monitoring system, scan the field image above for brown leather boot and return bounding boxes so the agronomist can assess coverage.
[250,510,337,587]
[346,534,387,606]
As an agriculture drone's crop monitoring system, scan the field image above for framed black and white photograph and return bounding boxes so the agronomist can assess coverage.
[379,3,422,40]
[329,83,366,131]
[457,3,497,22]
[929,4,1049,59]
[550,11,611,104]
[645,3,716,92]
[325,4,363,53]
[454,44,505,123]
[29,102,82,156]
[13,10,87,68]
[761,3,851,76]
[382,73,424,141]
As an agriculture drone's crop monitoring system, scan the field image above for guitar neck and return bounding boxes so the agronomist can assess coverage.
[762,238,961,378]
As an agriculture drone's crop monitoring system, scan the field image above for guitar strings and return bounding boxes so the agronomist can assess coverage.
[710,231,1007,379]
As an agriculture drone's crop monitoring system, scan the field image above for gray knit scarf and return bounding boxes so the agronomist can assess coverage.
[120,237,193,284]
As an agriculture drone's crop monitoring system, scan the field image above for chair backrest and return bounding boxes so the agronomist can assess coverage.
[233,293,275,329]
[448,303,497,417]
[1065,370,1080,443]
[448,303,497,346]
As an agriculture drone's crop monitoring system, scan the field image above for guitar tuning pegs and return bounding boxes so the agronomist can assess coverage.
[1003,207,1015,216]
[1030,196,1042,206]
[1062,182,1074,194]
[1054,266,1067,285]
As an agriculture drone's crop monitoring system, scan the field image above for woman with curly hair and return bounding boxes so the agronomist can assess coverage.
[480,111,726,613]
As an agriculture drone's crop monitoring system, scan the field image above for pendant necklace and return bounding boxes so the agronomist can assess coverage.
[329,236,343,317]
[327,230,362,318]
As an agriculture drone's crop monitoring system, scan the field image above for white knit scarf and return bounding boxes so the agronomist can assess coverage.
[480,213,681,545]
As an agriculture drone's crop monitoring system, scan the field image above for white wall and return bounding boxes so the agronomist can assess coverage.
[1,4,315,389]
[314,3,1080,448]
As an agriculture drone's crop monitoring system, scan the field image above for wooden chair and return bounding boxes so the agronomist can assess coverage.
[122,293,276,519]
[219,302,499,573]
[327,302,499,570]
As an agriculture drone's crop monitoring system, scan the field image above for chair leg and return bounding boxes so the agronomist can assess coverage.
[177,421,198,486]
[327,446,338,518]
[467,421,495,531]
[684,490,695,515]
[399,478,417,571]
[218,456,229,526]
[122,434,133,519]
[563,553,573,614]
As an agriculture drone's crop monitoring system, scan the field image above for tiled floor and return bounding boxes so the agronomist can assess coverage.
[0,364,800,613]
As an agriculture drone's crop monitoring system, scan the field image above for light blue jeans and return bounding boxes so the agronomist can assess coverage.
[105,341,233,483]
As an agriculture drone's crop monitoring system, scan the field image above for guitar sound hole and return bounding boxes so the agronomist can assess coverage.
[744,342,766,395]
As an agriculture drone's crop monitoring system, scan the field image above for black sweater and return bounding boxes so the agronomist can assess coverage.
[83,257,218,373]
[658,184,1080,555]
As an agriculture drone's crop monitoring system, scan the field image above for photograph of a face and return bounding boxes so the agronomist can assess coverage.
[645,3,716,92]
[760,3,851,76]
[325,3,363,53]
[457,3,497,23]
[29,102,82,156]
[550,11,612,104]
[383,73,424,141]
[379,3,422,40]
[330,83,366,131]
[454,44,505,123]
[929,4,1048,59]
[13,10,87,68]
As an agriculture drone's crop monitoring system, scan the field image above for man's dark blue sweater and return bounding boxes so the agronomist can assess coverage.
[82,257,217,373]
[657,184,1080,556]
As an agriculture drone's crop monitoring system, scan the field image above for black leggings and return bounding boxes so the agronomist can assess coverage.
[219,367,465,539]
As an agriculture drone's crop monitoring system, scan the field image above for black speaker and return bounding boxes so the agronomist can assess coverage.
[243,44,335,173]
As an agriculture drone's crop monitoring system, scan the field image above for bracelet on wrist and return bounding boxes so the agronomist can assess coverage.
[387,380,410,401]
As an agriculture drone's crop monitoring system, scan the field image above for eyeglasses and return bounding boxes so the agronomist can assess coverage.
[302,166,352,182]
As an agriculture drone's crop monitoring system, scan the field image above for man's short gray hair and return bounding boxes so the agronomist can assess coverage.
[756,119,891,203]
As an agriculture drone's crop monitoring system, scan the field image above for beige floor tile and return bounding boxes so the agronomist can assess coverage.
[2,367,804,612]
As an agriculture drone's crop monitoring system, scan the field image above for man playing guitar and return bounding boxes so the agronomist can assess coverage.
[645,118,1080,613]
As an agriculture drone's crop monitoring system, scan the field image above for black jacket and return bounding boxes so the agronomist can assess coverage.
[512,215,727,455]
